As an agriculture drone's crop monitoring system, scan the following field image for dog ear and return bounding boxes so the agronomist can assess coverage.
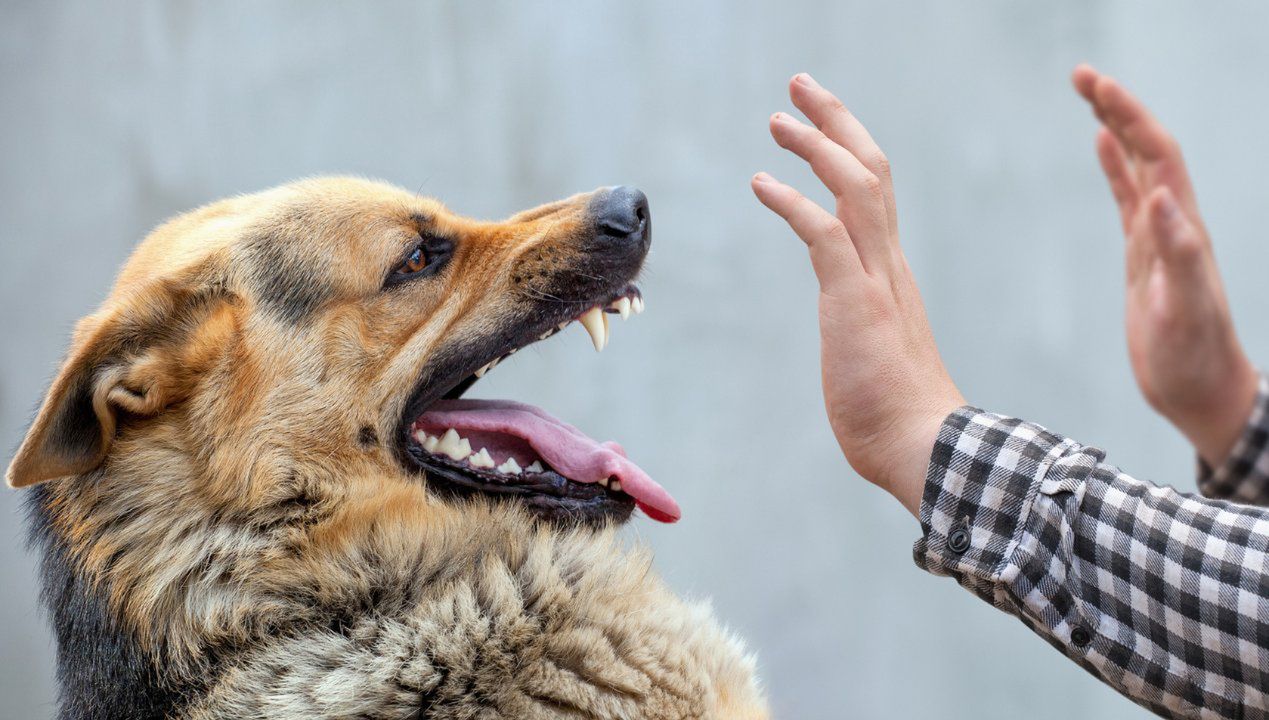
[6,281,234,488]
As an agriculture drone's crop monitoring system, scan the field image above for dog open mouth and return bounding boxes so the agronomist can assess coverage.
[401,286,681,526]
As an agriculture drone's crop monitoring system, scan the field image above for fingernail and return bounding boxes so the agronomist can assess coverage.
[753,172,775,184]
[795,73,817,87]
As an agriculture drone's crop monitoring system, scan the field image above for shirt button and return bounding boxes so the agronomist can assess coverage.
[1070,626,1092,648]
[947,523,971,554]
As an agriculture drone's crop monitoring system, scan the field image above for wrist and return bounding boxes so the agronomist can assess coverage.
[873,393,964,518]
[1179,357,1259,467]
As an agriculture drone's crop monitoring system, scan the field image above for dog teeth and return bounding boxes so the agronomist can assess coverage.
[631,296,644,314]
[420,429,542,478]
[613,296,631,320]
[578,307,607,351]
[470,448,496,468]
[474,356,503,378]
[598,477,610,488]
[436,428,471,461]
[414,430,442,452]
[610,479,621,492]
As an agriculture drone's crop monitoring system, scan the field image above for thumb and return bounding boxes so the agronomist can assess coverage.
[1147,186,1206,278]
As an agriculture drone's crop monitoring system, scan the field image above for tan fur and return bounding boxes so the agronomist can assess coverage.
[9,177,768,718]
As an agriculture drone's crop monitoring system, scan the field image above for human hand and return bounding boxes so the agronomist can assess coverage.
[751,74,964,516]
[1073,64,1258,467]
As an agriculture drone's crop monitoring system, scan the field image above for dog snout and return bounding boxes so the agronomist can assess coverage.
[592,186,650,248]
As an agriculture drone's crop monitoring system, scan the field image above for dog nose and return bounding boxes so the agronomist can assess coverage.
[594,186,649,244]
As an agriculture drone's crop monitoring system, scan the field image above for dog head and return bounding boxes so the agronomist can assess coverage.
[7,177,679,526]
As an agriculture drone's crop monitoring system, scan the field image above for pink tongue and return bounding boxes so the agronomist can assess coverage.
[417,399,680,523]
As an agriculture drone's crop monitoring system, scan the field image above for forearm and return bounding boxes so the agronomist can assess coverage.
[916,408,1269,718]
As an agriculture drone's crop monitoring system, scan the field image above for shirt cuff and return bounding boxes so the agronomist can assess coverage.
[912,407,1078,599]
[1197,373,1269,504]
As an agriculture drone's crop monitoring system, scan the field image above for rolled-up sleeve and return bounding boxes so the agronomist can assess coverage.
[1198,374,1269,507]
[915,407,1269,719]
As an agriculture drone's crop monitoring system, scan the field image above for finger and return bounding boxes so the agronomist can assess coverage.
[769,112,891,269]
[788,73,898,234]
[1092,76,1175,163]
[751,172,863,289]
[1071,63,1099,104]
[1092,78,1200,211]
[1095,127,1140,234]
[1071,63,1112,126]
[769,112,872,200]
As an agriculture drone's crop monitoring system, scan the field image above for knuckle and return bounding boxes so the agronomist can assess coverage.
[867,151,891,178]
[819,217,849,241]
[858,172,885,199]
[1170,232,1204,261]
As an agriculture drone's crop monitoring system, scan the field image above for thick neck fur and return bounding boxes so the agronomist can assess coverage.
[29,418,768,719]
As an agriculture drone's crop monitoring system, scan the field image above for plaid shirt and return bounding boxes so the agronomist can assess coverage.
[915,378,1269,719]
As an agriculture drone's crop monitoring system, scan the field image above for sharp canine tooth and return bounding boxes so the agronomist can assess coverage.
[474,363,489,378]
[525,460,544,473]
[598,477,610,488]
[423,435,439,452]
[600,312,610,350]
[615,297,631,320]
[470,448,495,468]
[437,429,467,460]
[631,296,644,314]
[579,307,605,351]
[610,479,621,492]
[497,457,522,474]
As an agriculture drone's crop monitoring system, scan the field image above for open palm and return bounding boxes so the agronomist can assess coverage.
[1073,65,1257,466]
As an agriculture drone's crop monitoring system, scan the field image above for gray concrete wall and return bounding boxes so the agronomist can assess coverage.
[4,2,1267,717]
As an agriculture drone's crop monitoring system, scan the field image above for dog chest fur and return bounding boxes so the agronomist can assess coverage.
[30,475,766,719]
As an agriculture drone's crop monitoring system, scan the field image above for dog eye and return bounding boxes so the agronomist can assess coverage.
[395,246,430,275]
[385,236,452,288]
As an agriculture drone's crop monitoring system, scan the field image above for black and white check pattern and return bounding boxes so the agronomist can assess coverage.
[1198,375,1269,506]
[914,406,1269,718]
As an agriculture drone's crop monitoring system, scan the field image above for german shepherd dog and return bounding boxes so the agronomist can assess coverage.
[8,178,768,719]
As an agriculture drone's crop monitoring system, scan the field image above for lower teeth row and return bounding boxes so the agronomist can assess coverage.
[413,427,621,492]
[414,427,542,475]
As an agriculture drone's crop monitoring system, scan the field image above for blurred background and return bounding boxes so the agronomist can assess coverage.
[4,1,1269,717]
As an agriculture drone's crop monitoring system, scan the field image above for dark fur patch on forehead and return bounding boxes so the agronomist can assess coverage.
[241,227,334,325]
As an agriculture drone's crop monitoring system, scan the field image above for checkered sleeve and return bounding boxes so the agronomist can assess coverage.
[914,407,1269,718]
[1198,374,1269,506]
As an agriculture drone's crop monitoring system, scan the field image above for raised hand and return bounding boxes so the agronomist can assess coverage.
[1072,64,1258,467]
[752,74,963,515]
